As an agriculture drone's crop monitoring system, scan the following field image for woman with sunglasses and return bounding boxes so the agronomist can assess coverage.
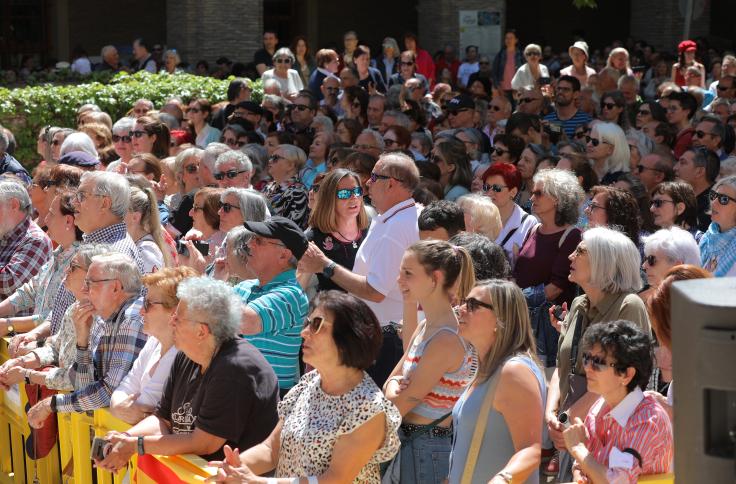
[131,116,170,159]
[650,181,700,238]
[300,169,369,294]
[185,98,221,148]
[263,144,310,229]
[262,47,304,102]
[634,101,667,130]
[562,320,672,483]
[482,163,538,262]
[546,227,649,482]
[638,227,701,302]
[585,185,642,248]
[29,166,53,228]
[511,44,549,92]
[449,279,545,484]
[383,240,477,484]
[586,121,630,185]
[209,291,400,482]
[50,128,75,163]
[110,266,196,424]
[125,185,172,273]
[0,244,110,392]
[182,186,225,265]
[598,91,631,133]
[340,86,370,127]
[0,191,82,340]
[168,147,204,237]
[699,175,736,276]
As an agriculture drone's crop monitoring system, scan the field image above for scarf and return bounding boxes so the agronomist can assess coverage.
[699,222,736,277]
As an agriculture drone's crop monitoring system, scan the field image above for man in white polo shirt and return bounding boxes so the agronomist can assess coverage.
[299,152,420,386]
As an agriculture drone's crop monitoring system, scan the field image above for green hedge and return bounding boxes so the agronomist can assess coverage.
[0,71,263,170]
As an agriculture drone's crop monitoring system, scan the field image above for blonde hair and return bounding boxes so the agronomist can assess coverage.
[474,279,539,382]
[129,185,173,268]
[408,240,475,301]
[278,144,308,172]
[457,194,502,241]
[308,169,369,233]
[142,266,198,308]
[592,122,630,174]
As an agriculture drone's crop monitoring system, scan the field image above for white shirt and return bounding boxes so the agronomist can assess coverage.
[495,204,538,263]
[511,63,550,91]
[113,337,178,408]
[352,198,420,326]
[71,57,92,75]
[136,235,164,274]
[262,69,305,98]
[457,62,479,87]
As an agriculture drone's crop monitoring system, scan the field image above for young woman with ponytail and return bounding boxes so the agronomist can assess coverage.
[125,185,173,273]
[382,240,478,484]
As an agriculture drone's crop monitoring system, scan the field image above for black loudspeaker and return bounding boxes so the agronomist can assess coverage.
[671,278,736,483]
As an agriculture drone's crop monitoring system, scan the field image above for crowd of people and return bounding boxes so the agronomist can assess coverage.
[1,28,735,483]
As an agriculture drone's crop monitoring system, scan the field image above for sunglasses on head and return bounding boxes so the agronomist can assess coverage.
[709,190,736,206]
[643,254,658,266]
[461,297,494,313]
[336,186,363,199]
[303,316,325,334]
[130,130,148,138]
[219,201,240,213]
[112,134,132,143]
[651,198,675,208]
[483,183,507,193]
[582,352,616,372]
[214,169,247,180]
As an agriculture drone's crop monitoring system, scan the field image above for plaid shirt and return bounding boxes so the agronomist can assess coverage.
[55,295,147,413]
[81,222,144,272]
[0,217,52,308]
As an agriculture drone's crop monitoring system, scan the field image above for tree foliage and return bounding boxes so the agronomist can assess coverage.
[0,71,263,169]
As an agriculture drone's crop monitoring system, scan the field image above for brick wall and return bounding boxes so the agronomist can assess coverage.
[630,0,711,53]
[166,0,263,66]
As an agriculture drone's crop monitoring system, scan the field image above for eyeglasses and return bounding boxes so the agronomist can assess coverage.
[651,198,675,208]
[292,104,311,112]
[585,136,611,147]
[530,190,544,198]
[75,191,105,203]
[637,109,651,116]
[66,262,83,273]
[483,183,507,193]
[400,61,415,66]
[51,139,62,146]
[492,147,509,156]
[709,190,736,206]
[112,134,133,143]
[525,52,541,57]
[130,130,148,138]
[601,102,618,110]
[143,298,168,311]
[275,58,292,64]
[192,204,205,212]
[585,202,606,213]
[184,164,199,174]
[636,165,662,174]
[384,138,398,147]
[269,154,287,163]
[518,97,538,105]
[83,277,116,287]
[461,297,494,313]
[186,107,201,114]
[252,236,286,248]
[716,84,731,91]
[694,130,715,139]
[219,202,241,213]
[643,254,658,267]
[582,352,617,372]
[369,172,401,183]
[223,137,247,148]
[336,186,363,199]
[214,169,247,180]
[304,316,325,334]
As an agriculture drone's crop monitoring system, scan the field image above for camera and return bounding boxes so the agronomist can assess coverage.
[558,411,571,429]
[91,437,112,461]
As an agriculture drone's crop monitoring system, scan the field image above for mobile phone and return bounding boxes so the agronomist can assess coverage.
[176,240,210,257]
[552,305,565,321]
[539,76,552,86]
[90,437,111,461]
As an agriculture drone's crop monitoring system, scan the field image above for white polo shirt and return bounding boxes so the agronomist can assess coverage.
[495,203,538,263]
[352,198,420,326]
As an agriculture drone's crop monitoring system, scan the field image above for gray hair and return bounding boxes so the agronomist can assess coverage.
[617,74,640,90]
[383,110,411,129]
[642,227,701,267]
[174,147,204,191]
[91,252,142,294]
[714,174,736,193]
[583,227,643,293]
[215,150,252,173]
[201,143,230,173]
[60,132,98,158]
[312,114,334,134]
[226,226,254,263]
[382,37,400,55]
[164,49,181,66]
[158,112,180,130]
[176,277,241,345]
[273,47,296,64]
[0,179,32,216]
[100,45,116,59]
[135,99,154,110]
[262,94,287,114]
[263,79,282,95]
[81,171,131,217]
[75,243,114,269]
[524,43,542,55]
[627,130,655,159]
[222,188,269,223]
[533,168,584,227]
[240,143,268,169]
[411,131,432,153]
[112,117,136,135]
[592,122,630,173]
[277,144,308,172]
[360,128,385,150]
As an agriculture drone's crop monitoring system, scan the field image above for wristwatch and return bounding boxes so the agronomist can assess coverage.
[496,471,513,483]
[137,436,145,455]
[322,261,337,279]
[4,318,14,335]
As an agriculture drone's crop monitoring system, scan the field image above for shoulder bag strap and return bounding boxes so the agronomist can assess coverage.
[460,376,501,484]
[500,213,530,247]
[568,311,586,373]
[558,225,575,249]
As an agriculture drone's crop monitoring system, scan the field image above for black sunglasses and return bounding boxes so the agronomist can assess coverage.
[184,164,198,174]
[461,297,494,313]
[650,198,675,208]
[601,102,618,110]
[219,202,240,213]
[585,136,610,147]
[303,316,325,334]
[492,147,509,156]
[582,352,617,372]
[130,130,148,138]
[214,169,248,180]
[112,134,132,143]
[709,190,736,206]
[482,183,507,193]
[643,254,658,267]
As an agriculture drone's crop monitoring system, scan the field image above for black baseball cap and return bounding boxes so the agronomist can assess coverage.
[446,94,475,111]
[244,216,308,260]
[236,101,264,116]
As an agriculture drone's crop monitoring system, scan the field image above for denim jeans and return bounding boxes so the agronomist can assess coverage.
[398,427,451,484]
[523,284,558,368]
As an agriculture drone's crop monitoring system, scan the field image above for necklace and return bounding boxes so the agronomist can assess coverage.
[336,230,360,248]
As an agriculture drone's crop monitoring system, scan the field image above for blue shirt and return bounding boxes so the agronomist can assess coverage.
[299,159,327,190]
[543,110,593,139]
[234,270,308,389]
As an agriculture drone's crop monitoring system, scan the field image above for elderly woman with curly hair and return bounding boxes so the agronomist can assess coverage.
[513,169,584,368]
[96,277,279,470]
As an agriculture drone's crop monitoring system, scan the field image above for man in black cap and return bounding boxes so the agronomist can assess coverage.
[58,151,100,171]
[446,93,492,152]
[237,216,309,396]
[233,101,265,140]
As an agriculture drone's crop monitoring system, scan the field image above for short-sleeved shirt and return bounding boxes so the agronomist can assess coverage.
[305,227,367,293]
[352,199,420,325]
[543,110,593,139]
[155,338,279,461]
[237,269,309,389]
[254,48,275,69]
[512,226,581,305]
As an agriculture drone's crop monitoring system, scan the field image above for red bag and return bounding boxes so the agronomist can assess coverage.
[24,368,59,460]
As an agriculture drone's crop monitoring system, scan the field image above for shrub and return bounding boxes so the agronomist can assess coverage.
[0,71,263,169]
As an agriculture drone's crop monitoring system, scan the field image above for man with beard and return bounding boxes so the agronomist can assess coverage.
[543,75,592,139]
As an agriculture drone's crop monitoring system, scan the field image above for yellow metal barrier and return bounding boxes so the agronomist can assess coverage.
[638,473,675,483]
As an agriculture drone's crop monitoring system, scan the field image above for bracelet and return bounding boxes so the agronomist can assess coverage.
[496,470,513,483]
[24,369,31,385]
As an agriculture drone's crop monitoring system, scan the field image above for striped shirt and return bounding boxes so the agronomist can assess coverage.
[235,270,308,390]
[55,295,147,412]
[543,110,593,139]
[580,388,673,483]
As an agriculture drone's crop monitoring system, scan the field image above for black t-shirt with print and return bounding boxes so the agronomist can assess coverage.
[306,227,368,292]
[155,338,279,460]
